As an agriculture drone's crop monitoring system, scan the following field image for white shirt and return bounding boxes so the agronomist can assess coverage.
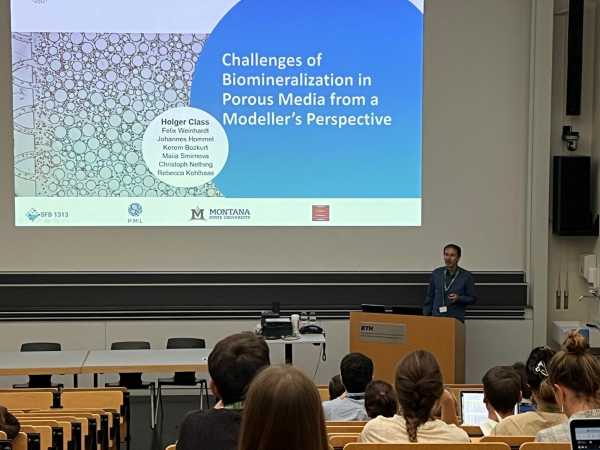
[322,394,368,421]
[361,415,470,443]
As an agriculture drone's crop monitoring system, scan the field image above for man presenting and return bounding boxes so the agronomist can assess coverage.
[423,244,476,322]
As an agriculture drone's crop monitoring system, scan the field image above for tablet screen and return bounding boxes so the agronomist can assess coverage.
[572,421,600,450]
[461,392,487,426]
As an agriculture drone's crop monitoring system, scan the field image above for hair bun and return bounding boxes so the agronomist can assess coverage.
[564,331,589,355]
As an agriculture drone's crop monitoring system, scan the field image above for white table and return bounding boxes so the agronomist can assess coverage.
[0,350,89,386]
[82,349,210,385]
[83,348,211,428]
[265,333,326,365]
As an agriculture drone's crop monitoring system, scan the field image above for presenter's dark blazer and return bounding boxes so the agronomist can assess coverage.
[422,266,476,322]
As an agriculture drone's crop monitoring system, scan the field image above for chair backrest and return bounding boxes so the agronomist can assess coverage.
[20,343,61,352]
[166,338,206,349]
[10,433,29,450]
[520,443,571,450]
[110,341,150,350]
[18,420,71,450]
[318,387,330,402]
[329,434,359,449]
[480,436,535,447]
[327,425,365,434]
[20,425,53,450]
[61,390,124,410]
[0,391,54,410]
[327,422,368,427]
[460,425,483,437]
[343,443,511,450]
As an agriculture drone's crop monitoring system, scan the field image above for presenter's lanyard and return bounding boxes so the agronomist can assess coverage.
[443,268,460,306]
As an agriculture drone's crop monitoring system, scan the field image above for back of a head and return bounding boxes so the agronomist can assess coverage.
[482,366,521,414]
[238,366,329,450]
[365,380,398,418]
[525,346,556,405]
[512,362,532,400]
[549,331,600,400]
[328,374,345,400]
[208,332,270,405]
[340,352,374,393]
[395,350,444,442]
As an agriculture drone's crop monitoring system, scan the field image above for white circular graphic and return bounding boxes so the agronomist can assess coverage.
[142,107,229,188]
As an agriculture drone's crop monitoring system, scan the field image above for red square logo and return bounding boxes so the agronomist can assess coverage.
[312,205,330,221]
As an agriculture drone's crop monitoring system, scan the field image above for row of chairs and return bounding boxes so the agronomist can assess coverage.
[164,441,569,450]
[0,388,128,450]
[13,339,210,428]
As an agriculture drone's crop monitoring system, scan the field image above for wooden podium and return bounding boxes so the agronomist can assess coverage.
[349,312,465,384]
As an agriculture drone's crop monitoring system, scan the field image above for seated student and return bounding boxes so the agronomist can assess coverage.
[176,332,270,450]
[481,366,522,435]
[491,346,566,436]
[0,406,20,440]
[328,374,345,400]
[322,352,373,420]
[513,361,535,412]
[361,350,469,443]
[238,366,329,450]
[536,332,600,442]
[365,380,398,419]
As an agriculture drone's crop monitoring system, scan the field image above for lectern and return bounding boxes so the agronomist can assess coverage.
[349,312,465,384]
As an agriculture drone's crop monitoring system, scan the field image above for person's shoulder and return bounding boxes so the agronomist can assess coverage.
[435,420,470,441]
[182,408,241,427]
[362,415,399,435]
[536,422,567,442]
[432,267,445,275]
[458,267,473,277]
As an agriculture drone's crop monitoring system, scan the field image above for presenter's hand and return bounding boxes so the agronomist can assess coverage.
[448,293,459,303]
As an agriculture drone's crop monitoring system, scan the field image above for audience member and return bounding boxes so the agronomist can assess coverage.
[361,350,469,443]
[481,366,521,435]
[328,374,345,400]
[322,352,373,420]
[177,332,270,450]
[512,361,534,412]
[0,406,20,440]
[238,366,329,450]
[365,380,398,419]
[492,347,566,436]
[536,332,600,442]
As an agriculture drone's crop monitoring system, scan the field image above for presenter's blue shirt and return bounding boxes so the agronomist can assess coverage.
[423,266,476,322]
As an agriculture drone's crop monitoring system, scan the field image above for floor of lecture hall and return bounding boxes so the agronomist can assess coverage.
[131,393,209,450]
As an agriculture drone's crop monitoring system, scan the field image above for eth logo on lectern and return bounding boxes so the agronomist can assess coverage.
[359,322,406,344]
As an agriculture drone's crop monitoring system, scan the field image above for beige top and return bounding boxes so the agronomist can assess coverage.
[361,415,470,443]
[490,411,567,436]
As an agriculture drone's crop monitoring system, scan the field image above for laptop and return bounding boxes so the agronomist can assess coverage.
[460,391,519,426]
[570,418,600,450]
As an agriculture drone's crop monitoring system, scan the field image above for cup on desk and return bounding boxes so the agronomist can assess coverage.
[291,314,300,336]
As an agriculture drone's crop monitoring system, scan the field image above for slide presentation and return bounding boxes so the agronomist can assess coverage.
[11,0,423,227]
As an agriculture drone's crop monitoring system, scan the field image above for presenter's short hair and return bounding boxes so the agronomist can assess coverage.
[443,243,462,257]
[208,332,270,405]
[340,353,373,393]
[482,366,521,414]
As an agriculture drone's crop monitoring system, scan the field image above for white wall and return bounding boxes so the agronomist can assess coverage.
[546,0,600,337]
[0,318,532,387]
[0,0,532,272]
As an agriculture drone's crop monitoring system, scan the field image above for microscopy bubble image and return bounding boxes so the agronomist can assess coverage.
[12,32,223,198]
